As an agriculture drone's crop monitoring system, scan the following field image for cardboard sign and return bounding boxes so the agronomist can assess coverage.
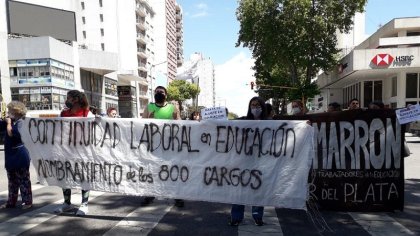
[396,104,420,124]
[201,107,227,120]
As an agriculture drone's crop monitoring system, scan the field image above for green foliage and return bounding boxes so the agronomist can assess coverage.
[167,80,200,102]
[228,112,239,120]
[237,0,367,102]
[167,80,200,113]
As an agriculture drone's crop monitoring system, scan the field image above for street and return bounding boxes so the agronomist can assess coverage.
[0,134,419,236]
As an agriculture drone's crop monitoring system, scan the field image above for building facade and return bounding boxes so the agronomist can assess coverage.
[181,53,215,109]
[315,17,420,111]
[150,0,183,86]
[0,0,183,117]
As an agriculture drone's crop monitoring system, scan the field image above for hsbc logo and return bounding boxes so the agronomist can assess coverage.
[370,54,414,68]
[371,54,394,66]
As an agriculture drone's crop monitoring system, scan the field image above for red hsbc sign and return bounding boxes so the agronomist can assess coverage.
[371,54,394,66]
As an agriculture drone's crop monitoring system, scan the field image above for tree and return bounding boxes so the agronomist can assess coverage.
[237,0,366,105]
[167,80,200,116]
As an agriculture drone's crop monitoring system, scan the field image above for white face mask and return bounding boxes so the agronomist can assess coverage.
[251,108,262,118]
[291,107,301,115]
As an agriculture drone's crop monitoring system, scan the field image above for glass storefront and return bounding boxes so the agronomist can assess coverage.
[9,59,74,111]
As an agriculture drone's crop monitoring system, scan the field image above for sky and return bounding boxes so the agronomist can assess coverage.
[177,0,420,116]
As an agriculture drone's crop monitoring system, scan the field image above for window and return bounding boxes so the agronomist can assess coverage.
[391,76,397,97]
[100,28,104,36]
[9,67,17,76]
[101,43,105,51]
[99,0,103,7]
[81,2,85,10]
[82,17,86,24]
[83,31,86,39]
[100,14,103,22]
[406,73,418,98]
[363,81,382,107]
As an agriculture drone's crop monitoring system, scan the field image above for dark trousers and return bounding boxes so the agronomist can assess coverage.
[62,189,90,205]
[6,169,32,206]
[231,204,264,221]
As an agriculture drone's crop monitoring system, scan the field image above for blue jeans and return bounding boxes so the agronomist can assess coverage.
[231,204,264,221]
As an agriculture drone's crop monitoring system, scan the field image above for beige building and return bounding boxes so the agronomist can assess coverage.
[315,17,420,111]
[0,0,183,117]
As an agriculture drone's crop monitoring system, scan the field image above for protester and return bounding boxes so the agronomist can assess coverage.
[229,96,267,227]
[0,101,32,210]
[290,100,306,115]
[265,103,274,119]
[368,100,385,109]
[54,90,94,216]
[141,86,184,207]
[89,105,98,115]
[348,98,360,110]
[189,111,201,120]
[107,107,118,118]
[327,102,342,112]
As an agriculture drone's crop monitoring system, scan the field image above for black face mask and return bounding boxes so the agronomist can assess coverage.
[154,93,165,103]
[65,101,73,109]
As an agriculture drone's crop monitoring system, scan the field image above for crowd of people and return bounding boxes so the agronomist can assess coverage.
[0,86,404,227]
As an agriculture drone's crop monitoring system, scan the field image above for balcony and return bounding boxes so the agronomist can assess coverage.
[136,6,146,17]
[138,71,147,79]
[138,90,149,99]
[138,62,147,71]
[136,18,146,30]
[137,48,147,58]
[136,33,146,44]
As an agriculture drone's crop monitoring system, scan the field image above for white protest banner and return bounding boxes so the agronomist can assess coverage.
[20,118,313,209]
[395,104,420,124]
[201,106,227,120]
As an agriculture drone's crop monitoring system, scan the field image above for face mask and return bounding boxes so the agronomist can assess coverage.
[65,101,73,109]
[291,107,301,115]
[251,108,262,118]
[154,93,166,103]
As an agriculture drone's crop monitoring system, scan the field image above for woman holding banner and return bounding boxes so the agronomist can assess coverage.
[54,90,94,216]
[229,96,267,226]
[0,101,33,210]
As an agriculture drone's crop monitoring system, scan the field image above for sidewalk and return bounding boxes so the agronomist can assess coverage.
[405,132,420,142]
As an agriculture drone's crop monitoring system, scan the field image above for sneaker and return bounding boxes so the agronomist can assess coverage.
[254,218,264,226]
[21,203,32,210]
[76,204,88,216]
[228,218,242,226]
[0,203,15,209]
[141,197,155,206]
[54,203,73,214]
[174,199,184,208]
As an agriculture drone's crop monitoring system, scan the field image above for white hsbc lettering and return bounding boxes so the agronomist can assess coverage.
[393,55,414,66]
